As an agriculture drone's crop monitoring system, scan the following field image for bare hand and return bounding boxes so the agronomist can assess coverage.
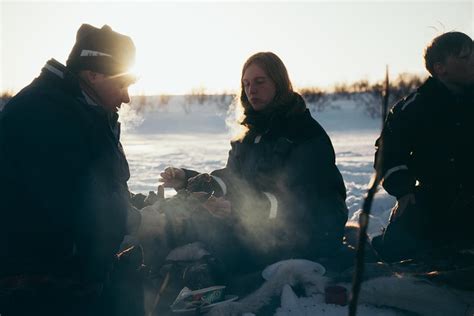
[159,167,186,190]
[390,193,416,221]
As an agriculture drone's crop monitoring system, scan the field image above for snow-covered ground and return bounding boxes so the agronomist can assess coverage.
[121,96,396,238]
[120,96,402,315]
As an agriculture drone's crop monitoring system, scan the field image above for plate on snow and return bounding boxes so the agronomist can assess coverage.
[171,295,239,313]
[262,259,326,281]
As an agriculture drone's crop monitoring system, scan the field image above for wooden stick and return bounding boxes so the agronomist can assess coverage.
[149,271,171,316]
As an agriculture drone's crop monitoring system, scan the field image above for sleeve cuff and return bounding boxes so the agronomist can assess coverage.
[263,192,278,219]
[182,168,200,180]
[211,175,227,195]
[382,165,408,183]
[382,166,416,198]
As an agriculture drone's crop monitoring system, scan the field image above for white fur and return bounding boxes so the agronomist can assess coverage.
[206,261,329,316]
[206,260,474,316]
[280,284,299,308]
[262,259,326,280]
[355,276,474,316]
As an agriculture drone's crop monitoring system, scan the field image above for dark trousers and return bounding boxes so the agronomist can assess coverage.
[372,187,474,262]
[0,252,145,316]
[0,286,104,316]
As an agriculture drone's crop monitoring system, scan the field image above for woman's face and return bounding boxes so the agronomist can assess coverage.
[242,63,276,111]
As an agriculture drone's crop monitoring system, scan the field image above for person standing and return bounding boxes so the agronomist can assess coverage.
[0,24,139,315]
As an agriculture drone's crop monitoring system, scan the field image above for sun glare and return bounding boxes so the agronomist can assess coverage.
[1,1,472,95]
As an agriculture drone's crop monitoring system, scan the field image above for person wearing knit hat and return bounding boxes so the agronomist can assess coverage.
[66,23,137,113]
[0,24,142,315]
[67,24,136,77]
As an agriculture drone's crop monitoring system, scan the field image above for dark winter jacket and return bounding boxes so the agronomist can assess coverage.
[375,77,474,242]
[0,59,130,283]
[183,93,348,271]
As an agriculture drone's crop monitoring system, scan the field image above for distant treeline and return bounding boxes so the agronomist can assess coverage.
[299,72,426,117]
[1,73,427,117]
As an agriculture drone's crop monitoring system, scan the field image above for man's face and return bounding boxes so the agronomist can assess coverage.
[438,42,474,87]
[90,73,134,112]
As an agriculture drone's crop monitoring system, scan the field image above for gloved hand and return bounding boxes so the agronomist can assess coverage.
[187,173,219,195]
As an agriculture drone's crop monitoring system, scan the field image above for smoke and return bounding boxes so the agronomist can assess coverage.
[118,102,145,132]
[131,180,308,313]
[134,184,304,267]
[231,176,308,258]
[225,96,247,140]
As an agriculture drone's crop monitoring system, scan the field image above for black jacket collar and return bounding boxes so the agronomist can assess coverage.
[242,93,325,144]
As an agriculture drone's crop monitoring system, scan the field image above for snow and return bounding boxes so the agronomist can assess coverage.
[121,96,396,238]
[275,296,404,316]
[262,260,326,281]
[119,96,401,315]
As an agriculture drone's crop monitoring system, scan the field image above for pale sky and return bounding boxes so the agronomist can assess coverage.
[1,1,473,95]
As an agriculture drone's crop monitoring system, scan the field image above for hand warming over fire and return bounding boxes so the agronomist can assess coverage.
[192,192,232,218]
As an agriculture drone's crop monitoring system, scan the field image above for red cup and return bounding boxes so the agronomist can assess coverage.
[325,285,348,306]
